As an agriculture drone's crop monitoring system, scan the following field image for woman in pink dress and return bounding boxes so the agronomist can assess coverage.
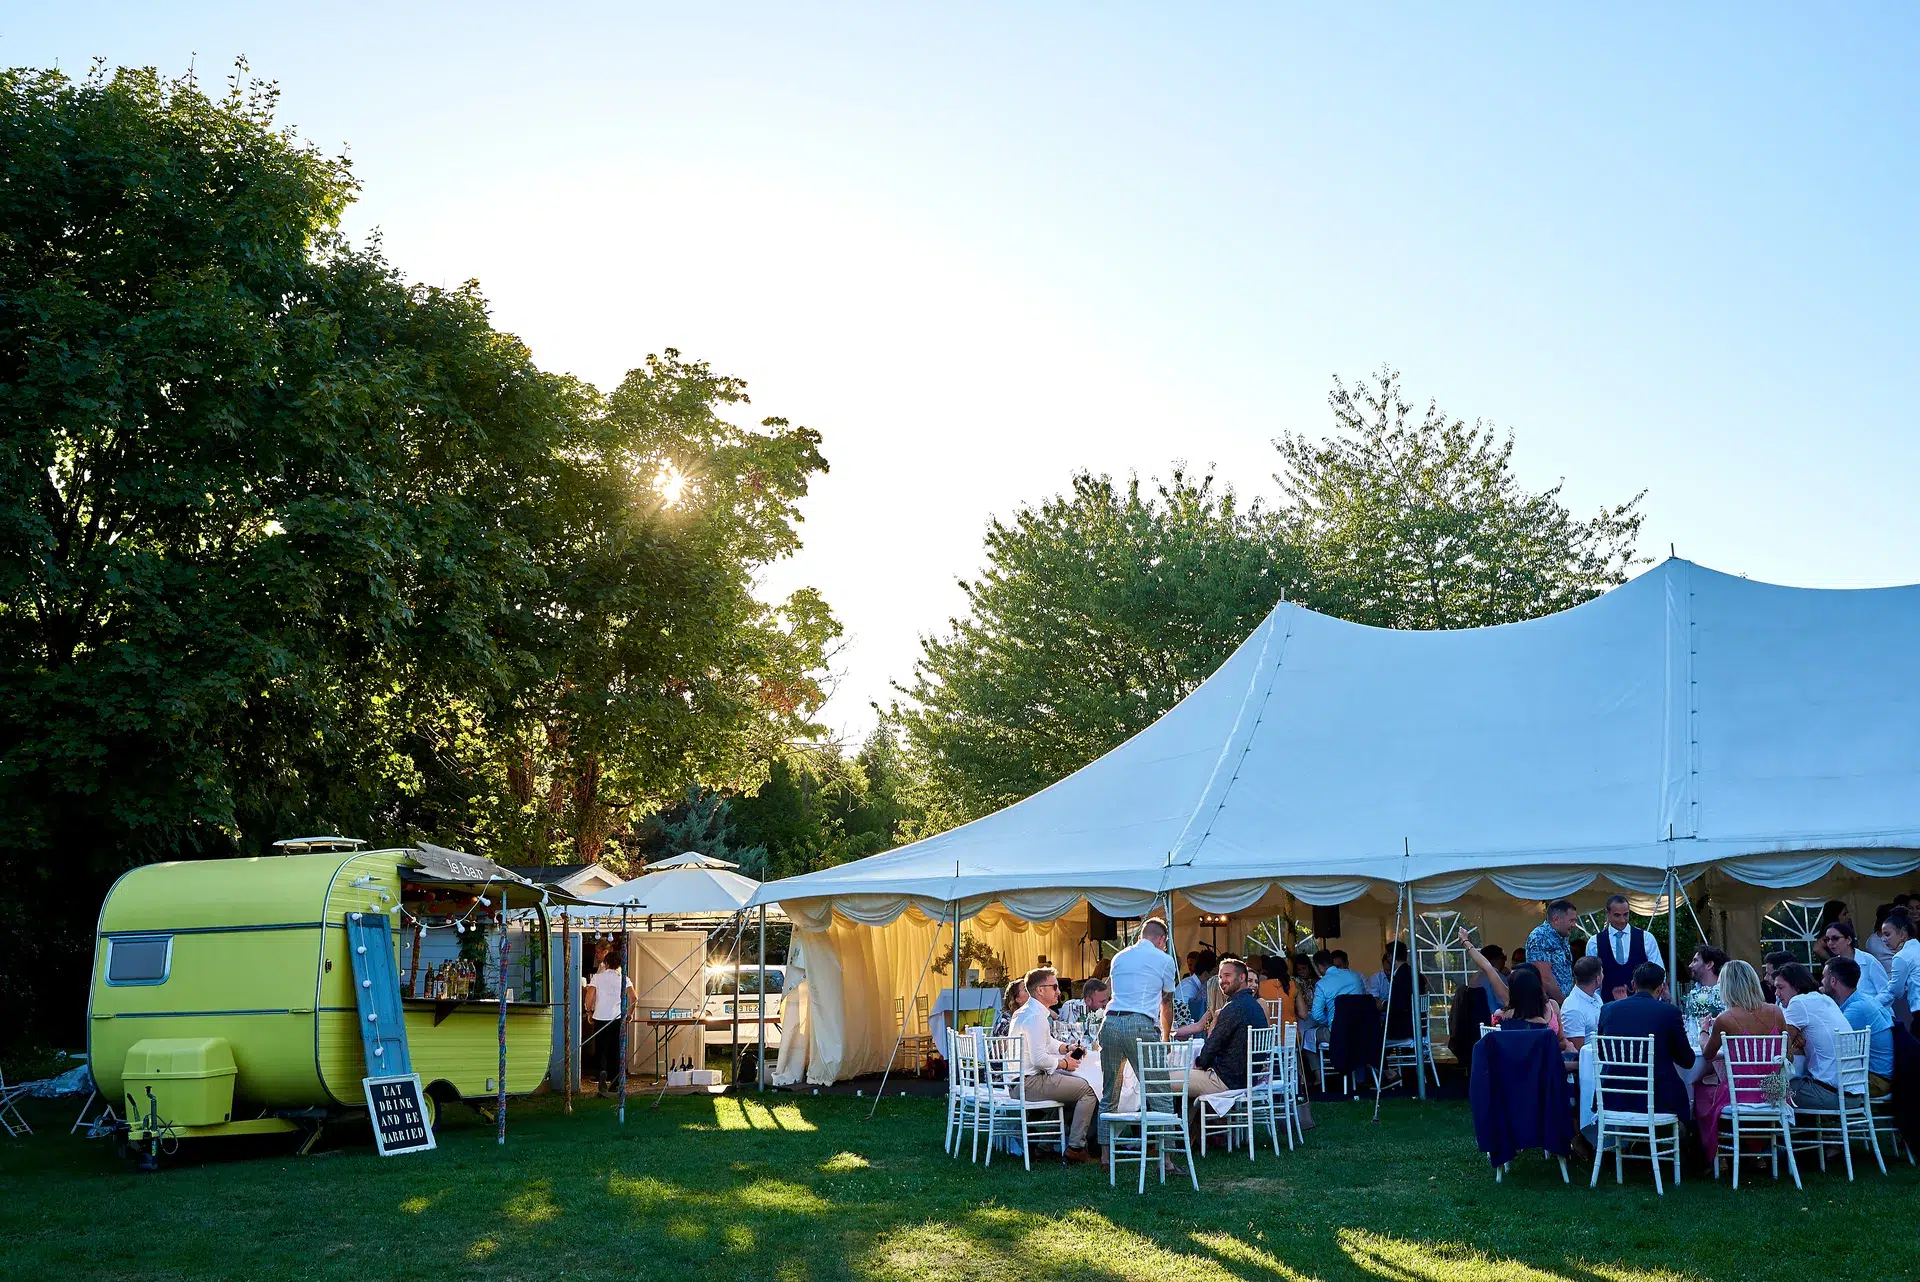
[1694,960,1788,1161]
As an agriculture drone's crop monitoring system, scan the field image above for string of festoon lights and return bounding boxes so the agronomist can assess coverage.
[396,880,557,933]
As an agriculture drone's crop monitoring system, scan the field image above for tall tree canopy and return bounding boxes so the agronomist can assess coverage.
[896,471,1304,823]
[898,373,1648,827]
[0,64,836,1044]
[1277,366,1645,630]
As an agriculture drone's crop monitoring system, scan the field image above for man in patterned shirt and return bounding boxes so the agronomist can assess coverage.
[1525,900,1579,1004]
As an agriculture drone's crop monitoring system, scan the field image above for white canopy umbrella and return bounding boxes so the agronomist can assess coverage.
[646,851,741,870]
[587,864,764,916]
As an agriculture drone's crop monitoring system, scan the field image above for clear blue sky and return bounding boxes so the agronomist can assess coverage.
[11,5,1919,738]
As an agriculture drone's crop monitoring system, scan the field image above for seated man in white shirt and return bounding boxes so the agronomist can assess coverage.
[1008,967,1098,1163]
[1560,954,1605,1050]
[1773,962,1854,1110]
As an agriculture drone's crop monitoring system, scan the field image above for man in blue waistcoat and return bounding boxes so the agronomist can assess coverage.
[1585,894,1663,1003]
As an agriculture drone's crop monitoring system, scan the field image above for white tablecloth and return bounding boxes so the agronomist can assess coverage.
[929,987,1002,1058]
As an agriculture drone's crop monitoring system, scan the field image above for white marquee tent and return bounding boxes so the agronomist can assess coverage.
[750,560,1920,1083]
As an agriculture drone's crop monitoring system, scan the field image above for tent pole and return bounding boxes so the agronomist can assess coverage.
[1409,877,1427,1100]
[1371,880,1403,1121]
[618,904,630,1124]
[869,909,946,1120]
[562,909,573,1115]
[756,904,767,1092]
[730,909,740,1086]
[950,899,962,1053]
[1666,867,1681,1008]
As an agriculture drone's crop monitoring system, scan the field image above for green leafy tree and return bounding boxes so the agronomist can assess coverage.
[895,470,1306,824]
[0,64,585,1040]
[1276,366,1645,630]
[462,350,839,869]
[0,64,839,1044]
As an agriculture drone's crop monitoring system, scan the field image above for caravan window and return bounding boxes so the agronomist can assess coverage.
[106,935,173,986]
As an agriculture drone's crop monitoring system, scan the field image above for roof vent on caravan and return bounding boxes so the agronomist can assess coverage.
[271,836,368,855]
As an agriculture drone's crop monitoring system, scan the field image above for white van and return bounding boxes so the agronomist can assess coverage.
[703,964,789,1046]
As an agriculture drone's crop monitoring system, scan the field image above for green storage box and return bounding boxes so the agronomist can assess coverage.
[123,1037,238,1128]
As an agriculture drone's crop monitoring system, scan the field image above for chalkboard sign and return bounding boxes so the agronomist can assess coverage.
[363,1074,436,1156]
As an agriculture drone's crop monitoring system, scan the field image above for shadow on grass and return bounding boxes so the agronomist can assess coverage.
[4,1093,1906,1282]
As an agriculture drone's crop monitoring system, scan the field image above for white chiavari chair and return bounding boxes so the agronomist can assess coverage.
[1105,1039,1198,1193]
[1590,1034,1683,1194]
[1712,1033,1798,1190]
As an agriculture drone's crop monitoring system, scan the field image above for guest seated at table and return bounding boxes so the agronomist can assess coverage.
[1864,904,1899,969]
[1694,960,1785,1160]
[1186,957,1269,1102]
[1291,954,1321,1062]
[1773,962,1852,1111]
[991,978,1027,1039]
[1560,955,1605,1050]
[1468,944,1508,990]
[1687,946,1729,1013]
[1881,909,1920,1023]
[1258,956,1286,1003]
[1458,931,1563,1041]
[1823,956,1894,1097]
[1008,967,1098,1163]
[1495,962,1560,1035]
[1820,920,1889,1008]
[1310,950,1365,1028]
[1365,947,1395,1005]
[1762,951,1796,1005]
[1175,971,1225,1040]
[1594,963,1696,1130]
[1081,977,1111,1014]
[1175,951,1211,1027]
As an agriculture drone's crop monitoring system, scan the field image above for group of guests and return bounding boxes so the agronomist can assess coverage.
[989,917,1303,1166]
[1471,893,1920,1164]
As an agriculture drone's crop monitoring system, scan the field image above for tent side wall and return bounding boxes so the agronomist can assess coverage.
[774,863,1920,1084]
[784,904,1082,1083]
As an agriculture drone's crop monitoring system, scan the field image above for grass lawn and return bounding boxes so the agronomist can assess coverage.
[1,1088,1912,1281]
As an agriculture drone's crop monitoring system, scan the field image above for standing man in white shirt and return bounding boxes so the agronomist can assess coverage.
[1097,917,1177,1114]
[1585,894,1663,1003]
[1007,968,1098,1163]
[1880,909,1920,1025]
[1560,955,1605,1049]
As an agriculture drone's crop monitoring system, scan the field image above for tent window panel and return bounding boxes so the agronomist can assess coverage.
[106,935,172,986]
[1761,900,1825,967]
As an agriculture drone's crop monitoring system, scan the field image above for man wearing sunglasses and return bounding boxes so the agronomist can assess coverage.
[1009,967,1099,1163]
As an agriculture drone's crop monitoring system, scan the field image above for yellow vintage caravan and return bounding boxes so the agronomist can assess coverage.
[89,839,555,1164]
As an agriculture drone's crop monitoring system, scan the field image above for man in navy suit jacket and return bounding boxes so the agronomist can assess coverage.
[1594,963,1696,1125]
